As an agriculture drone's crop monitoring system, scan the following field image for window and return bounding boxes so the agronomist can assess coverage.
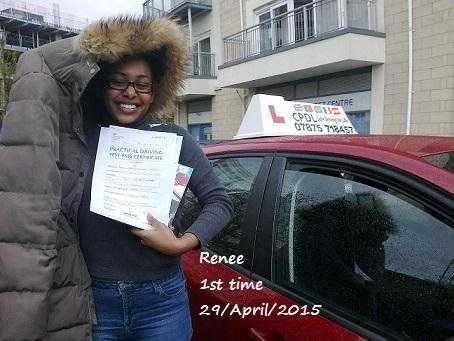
[192,37,213,77]
[257,2,289,51]
[423,152,454,173]
[188,123,212,142]
[187,99,212,142]
[272,4,289,47]
[258,11,272,51]
[346,111,370,134]
[294,0,315,41]
[180,157,263,258]
[274,162,454,340]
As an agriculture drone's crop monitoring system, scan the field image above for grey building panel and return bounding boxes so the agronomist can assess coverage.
[257,84,294,100]
[295,81,318,99]
[318,71,371,96]
[256,68,372,100]
[187,98,212,113]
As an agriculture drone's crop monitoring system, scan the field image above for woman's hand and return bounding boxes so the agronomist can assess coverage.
[130,214,199,256]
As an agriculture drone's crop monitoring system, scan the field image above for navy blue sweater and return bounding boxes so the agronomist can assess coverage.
[78,115,233,280]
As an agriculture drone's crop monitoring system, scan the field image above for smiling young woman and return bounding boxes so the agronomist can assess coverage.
[73,23,234,340]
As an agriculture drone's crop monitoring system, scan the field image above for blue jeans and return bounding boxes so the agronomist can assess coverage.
[91,270,192,340]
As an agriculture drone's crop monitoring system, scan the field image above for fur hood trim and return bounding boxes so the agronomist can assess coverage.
[76,16,188,113]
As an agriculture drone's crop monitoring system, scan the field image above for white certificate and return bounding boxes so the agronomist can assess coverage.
[90,126,181,228]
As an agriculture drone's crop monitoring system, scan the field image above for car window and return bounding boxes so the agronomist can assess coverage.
[273,162,454,340]
[423,152,454,173]
[180,157,263,258]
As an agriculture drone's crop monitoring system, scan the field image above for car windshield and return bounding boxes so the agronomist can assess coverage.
[422,152,454,173]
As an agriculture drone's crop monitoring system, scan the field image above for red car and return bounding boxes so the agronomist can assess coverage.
[179,135,454,341]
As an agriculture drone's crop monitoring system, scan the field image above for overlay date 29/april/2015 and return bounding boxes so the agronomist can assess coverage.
[199,303,322,318]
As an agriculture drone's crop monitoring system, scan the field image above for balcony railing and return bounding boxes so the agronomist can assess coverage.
[143,0,212,19]
[223,0,377,64]
[4,31,33,48]
[191,52,216,77]
[170,0,211,10]
[143,7,166,19]
[0,0,90,33]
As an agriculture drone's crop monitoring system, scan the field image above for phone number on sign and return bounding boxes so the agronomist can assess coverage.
[199,303,322,318]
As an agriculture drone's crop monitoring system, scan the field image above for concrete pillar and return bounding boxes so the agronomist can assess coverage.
[187,7,193,50]
[370,64,385,134]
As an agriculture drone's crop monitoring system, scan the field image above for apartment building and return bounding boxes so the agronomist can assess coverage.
[0,1,85,118]
[144,0,218,141]
[145,0,454,140]
[0,1,85,52]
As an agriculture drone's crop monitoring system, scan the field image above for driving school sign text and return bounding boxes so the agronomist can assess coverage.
[234,94,357,139]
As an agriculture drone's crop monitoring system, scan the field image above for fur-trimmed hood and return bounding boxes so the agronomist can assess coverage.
[76,16,188,113]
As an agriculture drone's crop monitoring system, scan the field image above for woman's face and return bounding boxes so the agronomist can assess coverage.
[103,58,154,124]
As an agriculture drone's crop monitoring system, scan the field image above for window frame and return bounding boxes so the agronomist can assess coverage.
[255,0,295,51]
[201,153,273,275]
[252,152,454,340]
[192,36,212,76]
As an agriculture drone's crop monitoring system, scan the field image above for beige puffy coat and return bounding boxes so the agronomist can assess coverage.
[0,16,187,340]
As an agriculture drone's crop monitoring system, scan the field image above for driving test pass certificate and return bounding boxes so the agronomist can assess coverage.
[90,126,182,229]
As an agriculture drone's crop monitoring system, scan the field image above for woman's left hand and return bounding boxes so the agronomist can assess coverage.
[131,214,199,256]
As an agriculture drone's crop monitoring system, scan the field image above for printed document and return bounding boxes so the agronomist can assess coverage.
[90,126,184,229]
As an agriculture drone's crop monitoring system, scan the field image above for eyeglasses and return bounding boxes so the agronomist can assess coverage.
[107,79,153,94]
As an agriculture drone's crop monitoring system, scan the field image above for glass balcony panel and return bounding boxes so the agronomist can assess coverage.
[315,0,340,34]
[348,0,376,30]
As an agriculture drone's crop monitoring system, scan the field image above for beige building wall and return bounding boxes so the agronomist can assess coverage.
[175,0,247,140]
[191,11,216,57]
[212,88,251,139]
[209,0,249,139]
[175,4,217,135]
[220,0,244,37]
[384,0,454,136]
[191,12,212,39]
[176,102,189,129]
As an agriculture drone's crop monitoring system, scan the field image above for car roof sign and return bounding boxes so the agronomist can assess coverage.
[234,94,358,139]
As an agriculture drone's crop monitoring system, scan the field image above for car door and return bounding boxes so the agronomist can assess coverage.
[180,154,274,341]
[220,157,365,341]
[255,154,454,340]
[180,153,365,341]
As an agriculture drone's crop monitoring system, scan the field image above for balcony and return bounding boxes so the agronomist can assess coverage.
[0,4,88,34]
[0,1,86,52]
[219,0,385,88]
[170,0,211,19]
[191,52,216,78]
[143,0,212,20]
[179,52,217,100]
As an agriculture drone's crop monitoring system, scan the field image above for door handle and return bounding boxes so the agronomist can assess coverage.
[248,328,285,341]
[248,328,268,341]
